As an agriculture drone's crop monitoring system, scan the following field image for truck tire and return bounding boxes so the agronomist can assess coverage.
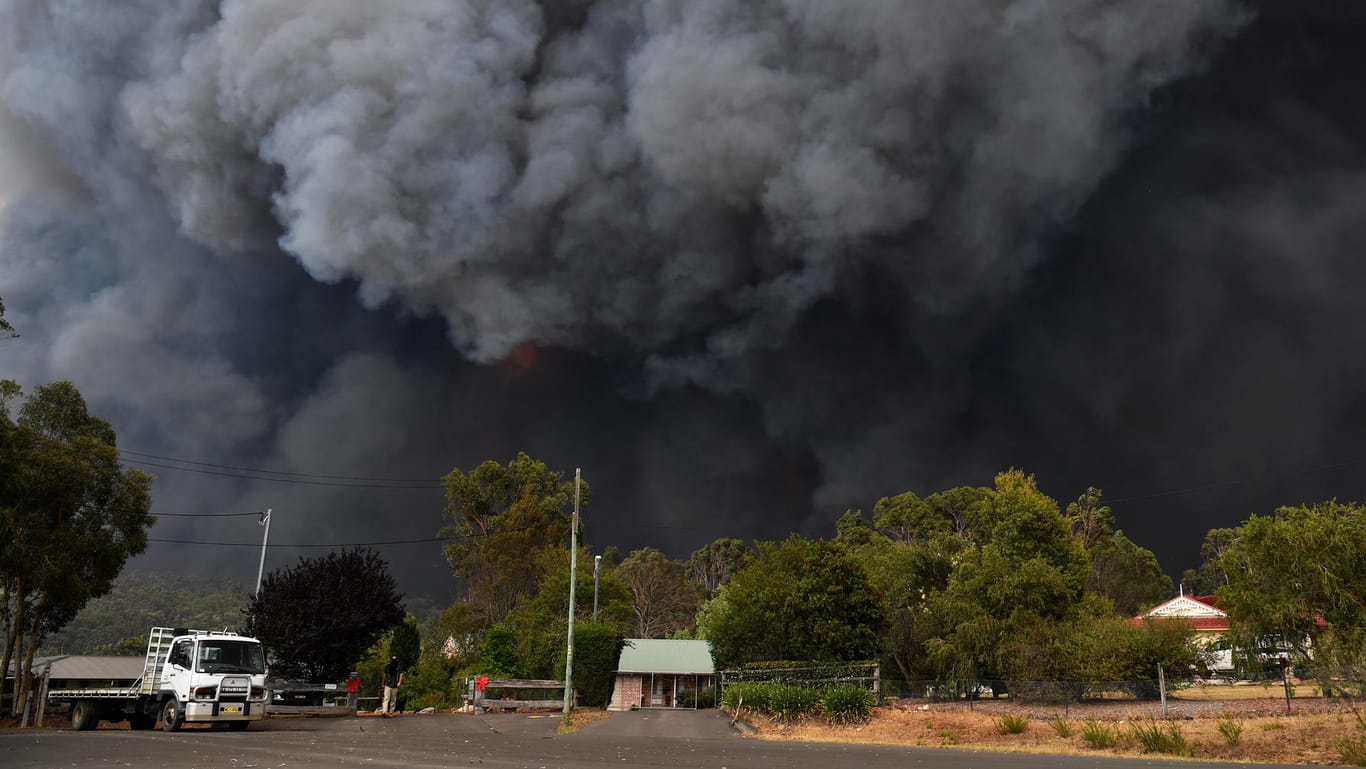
[129,713,156,730]
[71,701,98,731]
[160,698,183,732]
[228,720,249,731]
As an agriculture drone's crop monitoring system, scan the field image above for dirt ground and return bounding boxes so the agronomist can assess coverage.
[737,695,1366,766]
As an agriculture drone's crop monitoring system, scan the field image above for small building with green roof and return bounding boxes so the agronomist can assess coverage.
[608,638,715,710]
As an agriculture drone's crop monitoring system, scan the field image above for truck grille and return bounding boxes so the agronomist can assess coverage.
[220,676,250,696]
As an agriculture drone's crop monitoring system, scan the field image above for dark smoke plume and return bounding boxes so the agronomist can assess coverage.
[4,0,1364,599]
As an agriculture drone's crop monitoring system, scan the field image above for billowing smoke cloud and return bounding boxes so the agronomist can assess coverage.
[4,0,1364,600]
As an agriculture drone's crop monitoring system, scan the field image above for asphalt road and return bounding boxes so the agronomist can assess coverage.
[1,710,1309,769]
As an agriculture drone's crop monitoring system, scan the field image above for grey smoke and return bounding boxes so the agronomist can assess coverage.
[7,0,1364,599]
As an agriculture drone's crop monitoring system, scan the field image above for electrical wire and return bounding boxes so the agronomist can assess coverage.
[119,449,444,484]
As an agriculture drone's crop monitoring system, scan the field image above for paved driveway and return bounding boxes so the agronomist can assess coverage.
[573,708,738,739]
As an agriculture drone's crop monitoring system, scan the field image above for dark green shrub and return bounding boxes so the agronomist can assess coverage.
[768,684,821,720]
[554,622,620,708]
[722,682,770,711]
[820,685,875,724]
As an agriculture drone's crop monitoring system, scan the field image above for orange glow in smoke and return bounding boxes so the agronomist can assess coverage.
[498,342,539,378]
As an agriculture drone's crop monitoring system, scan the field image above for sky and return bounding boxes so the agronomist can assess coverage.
[3,0,1365,606]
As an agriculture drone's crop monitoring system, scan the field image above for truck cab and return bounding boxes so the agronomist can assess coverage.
[158,629,269,731]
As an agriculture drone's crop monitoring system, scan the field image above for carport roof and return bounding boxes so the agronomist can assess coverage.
[616,639,714,675]
[6,655,144,681]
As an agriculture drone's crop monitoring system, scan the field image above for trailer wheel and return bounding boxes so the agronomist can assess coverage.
[160,699,183,732]
[70,701,98,731]
[129,713,156,730]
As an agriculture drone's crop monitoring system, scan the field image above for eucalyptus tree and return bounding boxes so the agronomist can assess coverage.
[0,381,153,714]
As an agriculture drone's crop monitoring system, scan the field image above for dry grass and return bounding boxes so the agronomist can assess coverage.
[558,707,610,734]
[1173,683,1322,700]
[736,697,1363,765]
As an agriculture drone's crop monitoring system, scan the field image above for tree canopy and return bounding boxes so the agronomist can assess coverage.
[442,453,589,623]
[702,535,887,668]
[1,381,153,714]
[616,547,702,638]
[1216,501,1366,675]
[245,547,406,682]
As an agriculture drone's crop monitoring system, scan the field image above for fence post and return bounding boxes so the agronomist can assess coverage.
[1157,664,1167,718]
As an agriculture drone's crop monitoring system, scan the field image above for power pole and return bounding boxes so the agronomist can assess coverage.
[563,469,581,715]
[255,509,273,597]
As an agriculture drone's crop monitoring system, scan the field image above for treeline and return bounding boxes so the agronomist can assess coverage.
[12,442,1366,714]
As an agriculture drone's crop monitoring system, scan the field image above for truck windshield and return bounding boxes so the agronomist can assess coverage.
[196,640,266,674]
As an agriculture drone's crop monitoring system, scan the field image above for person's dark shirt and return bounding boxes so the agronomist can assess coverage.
[384,660,401,687]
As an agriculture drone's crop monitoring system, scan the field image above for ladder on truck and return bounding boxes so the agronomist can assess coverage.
[134,627,176,695]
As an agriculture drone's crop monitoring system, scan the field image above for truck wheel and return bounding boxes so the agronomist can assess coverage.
[71,701,98,731]
[160,699,183,732]
[129,713,156,730]
[228,721,249,731]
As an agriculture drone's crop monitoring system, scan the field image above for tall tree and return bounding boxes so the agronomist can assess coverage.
[923,470,1089,683]
[873,491,949,543]
[441,453,588,623]
[245,547,406,681]
[687,537,750,598]
[1216,502,1366,676]
[615,547,701,638]
[1066,487,1172,615]
[1180,527,1237,595]
[1064,487,1113,550]
[924,485,994,543]
[0,381,153,715]
[701,535,887,668]
[1087,530,1173,616]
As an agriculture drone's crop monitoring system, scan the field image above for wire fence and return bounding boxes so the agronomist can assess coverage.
[717,662,1366,716]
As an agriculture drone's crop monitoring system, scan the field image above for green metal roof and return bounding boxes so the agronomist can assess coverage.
[615,639,714,675]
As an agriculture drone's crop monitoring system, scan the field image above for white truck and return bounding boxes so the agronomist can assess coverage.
[48,626,269,731]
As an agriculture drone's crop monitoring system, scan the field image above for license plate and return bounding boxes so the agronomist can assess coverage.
[221,706,242,714]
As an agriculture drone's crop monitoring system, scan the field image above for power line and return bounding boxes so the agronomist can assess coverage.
[119,449,445,484]
[121,457,443,489]
[152,511,264,518]
[148,536,451,548]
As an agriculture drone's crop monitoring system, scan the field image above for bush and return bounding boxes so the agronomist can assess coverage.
[722,683,770,712]
[1049,717,1073,737]
[1080,719,1118,749]
[768,684,821,720]
[1216,717,1244,746]
[1339,734,1366,767]
[1129,719,1192,756]
[400,660,458,711]
[555,623,620,708]
[994,713,1028,734]
[676,688,717,709]
[721,682,820,720]
[820,685,875,724]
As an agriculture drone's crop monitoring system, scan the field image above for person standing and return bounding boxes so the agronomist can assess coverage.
[380,655,403,715]
[345,671,361,711]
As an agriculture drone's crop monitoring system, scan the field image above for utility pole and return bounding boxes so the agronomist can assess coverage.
[255,509,273,597]
[593,554,602,622]
[563,470,581,715]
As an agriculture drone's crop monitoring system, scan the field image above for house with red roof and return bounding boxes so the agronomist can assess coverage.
[1131,591,1234,673]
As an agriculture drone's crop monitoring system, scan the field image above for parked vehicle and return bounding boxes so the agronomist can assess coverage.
[48,626,268,731]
